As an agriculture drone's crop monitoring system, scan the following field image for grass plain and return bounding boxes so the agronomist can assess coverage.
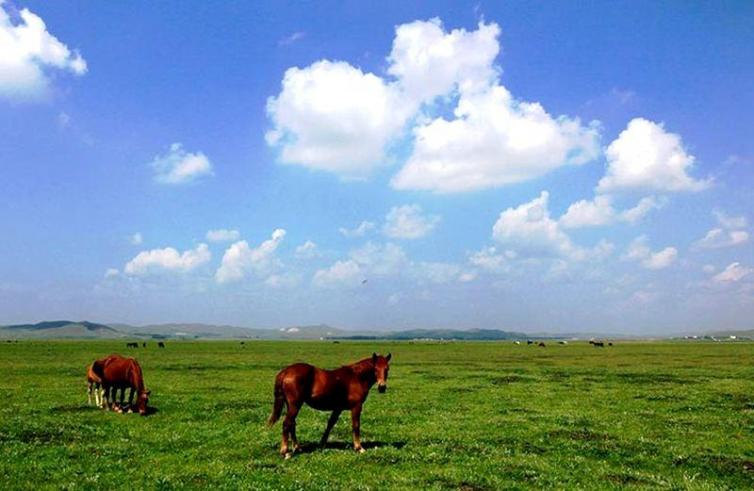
[1,340,753,490]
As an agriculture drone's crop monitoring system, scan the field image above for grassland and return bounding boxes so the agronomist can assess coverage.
[1,340,753,490]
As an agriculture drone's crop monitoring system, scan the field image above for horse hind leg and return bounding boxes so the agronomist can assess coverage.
[87,381,93,405]
[281,402,302,459]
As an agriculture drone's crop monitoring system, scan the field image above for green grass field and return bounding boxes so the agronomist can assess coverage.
[1,340,753,490]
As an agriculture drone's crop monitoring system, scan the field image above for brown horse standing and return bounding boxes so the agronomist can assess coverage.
[93,354,151,415]
[268,353,391,458]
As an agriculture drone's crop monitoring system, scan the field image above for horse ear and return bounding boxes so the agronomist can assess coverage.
[372,352,377,363]
[386,353,392,361]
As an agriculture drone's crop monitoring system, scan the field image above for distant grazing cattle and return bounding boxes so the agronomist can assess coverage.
[93,354,151,415]
[514,341,521,345]
[142,342,147,348]
[86,363,104,407]
[158,342,165,348]
[538,342,546,347]
[126,342,138,348]
[588,340,595,345]
[608,342,613,346]
[558,341,568,345]
[593,341,605,347]
[527,340,534,345]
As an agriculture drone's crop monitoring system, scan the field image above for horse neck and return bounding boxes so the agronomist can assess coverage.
[129,362,145,393]
[350,359,376,387]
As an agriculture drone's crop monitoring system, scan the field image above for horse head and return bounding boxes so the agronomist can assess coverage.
[137,389,151,415]
[372,352,391,393]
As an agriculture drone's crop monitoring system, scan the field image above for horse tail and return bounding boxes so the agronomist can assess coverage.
[268,373,286,426]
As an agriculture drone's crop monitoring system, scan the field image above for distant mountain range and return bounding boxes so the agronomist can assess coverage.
[3,320,746,341]
[0,320,529,341]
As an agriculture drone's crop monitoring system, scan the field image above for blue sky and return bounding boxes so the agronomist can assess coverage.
[1,1,752,333]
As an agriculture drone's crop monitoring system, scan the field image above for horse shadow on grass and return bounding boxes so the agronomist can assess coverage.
[295,440,407,454]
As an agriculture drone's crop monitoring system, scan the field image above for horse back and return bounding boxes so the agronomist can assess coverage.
[99,354,143,390]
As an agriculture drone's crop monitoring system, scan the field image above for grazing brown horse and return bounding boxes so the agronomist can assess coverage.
[86,363,104,407]
[93,354,150,415]
[268,353,391,458]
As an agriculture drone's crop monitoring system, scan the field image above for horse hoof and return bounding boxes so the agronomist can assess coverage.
[284,452,292,460]
[356,447,365,454]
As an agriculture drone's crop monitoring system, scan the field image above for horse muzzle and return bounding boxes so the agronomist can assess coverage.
[378,384,387,393]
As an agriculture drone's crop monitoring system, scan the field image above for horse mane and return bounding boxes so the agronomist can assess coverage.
[346,357,374,373]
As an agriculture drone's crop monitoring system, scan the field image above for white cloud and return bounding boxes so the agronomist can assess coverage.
[266,60,409,178]
[392,85,600,193]
[559,195,616,229]
[694,211,749,249]
[458,271,477,282]
[215,229,286,283]
[150,143,213,185]
[312,259,362,288]
[702,264,716,274]
[129,232,143,246]
[713,262,752,283]
[559,195,665,228]
[339,221,375,238]
[491,192,616,264]
[57,111,70,128]
[383,204,440,239]
[349,242,409,277]
[622,236,677,270]
[314,242,411,288]
[713,210,747,230]
[104,268,119,279]
[468,246,511,274]
[206,229,240,242]
[621,196,666,224]
[643,247,678,270]
[124,243,211,276]
[695,229,749,250]
[387,18,500,103]
[278,31,305,46]
[0,3,87,101]
[265,273,301,289]
[294,240,318,259]
[492,191,580,259]
[413,262,464,284]
[597,118,710,193]
[266,18,600,189]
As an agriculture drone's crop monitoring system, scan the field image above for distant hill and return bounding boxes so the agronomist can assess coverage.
[0,321,580,341]
[334,328,529,341]
[702,328,754,339]
[0,320,124,339]
[109,323,347,340]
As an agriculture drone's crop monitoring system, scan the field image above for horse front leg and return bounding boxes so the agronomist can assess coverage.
[351,404,364,453]
[102,385,112,410]
[320,409,342,447]
[87,381,93,405]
